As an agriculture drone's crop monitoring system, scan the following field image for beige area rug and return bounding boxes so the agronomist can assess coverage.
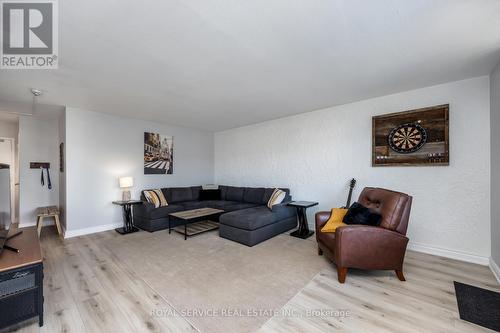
[104,229,330,333]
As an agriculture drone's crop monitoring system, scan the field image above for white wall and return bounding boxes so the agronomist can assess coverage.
[0,121,18,139]
[215,76,491,264]
[491,63,500,276]
[18,115,60,226]
[64,108,214,235]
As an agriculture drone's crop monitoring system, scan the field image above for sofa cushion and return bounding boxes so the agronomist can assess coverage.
[170,187,193,203]
[161,188,172,202]
[243,187,265,204]
[220,206,295,231]
[225,186,245,202]
[148,204,184,219]
[202,200,240,210]
[191,186,202,201]
[219,185,229,200]
[177,201,208,211]
[223,202,260,212]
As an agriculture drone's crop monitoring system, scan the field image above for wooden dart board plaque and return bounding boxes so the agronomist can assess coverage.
[372,104,449,166]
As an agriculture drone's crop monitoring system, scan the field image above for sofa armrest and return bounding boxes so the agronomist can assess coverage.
[270,201,288,211]
[133,201,155,218]
[271,201,296,215]
[335,225,409,270]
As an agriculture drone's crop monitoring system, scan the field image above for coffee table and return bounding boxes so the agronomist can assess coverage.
[169,207,224,240]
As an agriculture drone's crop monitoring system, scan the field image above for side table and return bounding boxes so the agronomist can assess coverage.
[112,200,142,235]
[288,201,319,239]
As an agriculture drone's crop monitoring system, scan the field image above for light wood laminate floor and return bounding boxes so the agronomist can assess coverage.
[3,226,499,333]
[259,252,500,333]
[2,227,198,333]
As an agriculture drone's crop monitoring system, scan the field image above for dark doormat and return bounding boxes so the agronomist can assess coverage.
[454,281,500,332]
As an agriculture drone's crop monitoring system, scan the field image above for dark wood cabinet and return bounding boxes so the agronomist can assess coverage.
[0,227,43,329]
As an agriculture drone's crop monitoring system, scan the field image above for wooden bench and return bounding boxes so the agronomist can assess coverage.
[36,205,62,237]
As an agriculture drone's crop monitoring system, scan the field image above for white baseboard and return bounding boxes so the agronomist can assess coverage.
[64,223,122,239]
[408,241,490,266]
[490,258,500,284]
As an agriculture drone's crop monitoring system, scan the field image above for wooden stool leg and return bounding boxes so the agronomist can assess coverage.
[37,216,43,236]
[54,215,62,237]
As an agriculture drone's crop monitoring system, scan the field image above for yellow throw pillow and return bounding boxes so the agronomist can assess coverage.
[321,208,348,233]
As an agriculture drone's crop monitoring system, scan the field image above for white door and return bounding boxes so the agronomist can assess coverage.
[0,138,14,223]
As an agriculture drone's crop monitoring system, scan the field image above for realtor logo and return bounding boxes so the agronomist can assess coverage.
[1,0,58,69]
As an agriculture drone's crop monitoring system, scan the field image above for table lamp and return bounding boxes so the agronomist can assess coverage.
[119,176,133,201]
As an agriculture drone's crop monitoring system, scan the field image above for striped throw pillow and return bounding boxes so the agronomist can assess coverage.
[143,189,168,208]
[267,188,286,210]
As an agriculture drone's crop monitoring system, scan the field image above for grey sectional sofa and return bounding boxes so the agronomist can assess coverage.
[133,185,297,246]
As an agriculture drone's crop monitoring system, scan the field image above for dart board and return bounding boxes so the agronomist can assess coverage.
[388,123,427,154]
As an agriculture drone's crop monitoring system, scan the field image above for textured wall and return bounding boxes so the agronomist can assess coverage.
[65,108,214,233]
[491,64,500,266]
[215,77,491,261]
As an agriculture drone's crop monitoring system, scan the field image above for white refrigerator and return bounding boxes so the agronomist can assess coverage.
[0,164,11,229]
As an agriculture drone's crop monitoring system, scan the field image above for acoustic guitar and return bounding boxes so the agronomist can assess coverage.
[343,178,356,208]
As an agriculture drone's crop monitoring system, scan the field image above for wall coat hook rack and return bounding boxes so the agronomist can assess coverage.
[30,162,50,169]
[30,162,52,189]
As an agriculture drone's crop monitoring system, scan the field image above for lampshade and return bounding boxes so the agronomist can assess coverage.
[119,176,133,188]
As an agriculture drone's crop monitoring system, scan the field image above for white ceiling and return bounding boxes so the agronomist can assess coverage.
[1,0,500,131]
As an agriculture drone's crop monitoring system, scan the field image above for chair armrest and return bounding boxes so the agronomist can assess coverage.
[315,211,331,230]
[133,201,155,218]
[335,225,409,270]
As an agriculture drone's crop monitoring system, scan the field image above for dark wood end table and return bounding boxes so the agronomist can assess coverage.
[112,200,143,235]
[288,201,319,239]
[0,227,43,329]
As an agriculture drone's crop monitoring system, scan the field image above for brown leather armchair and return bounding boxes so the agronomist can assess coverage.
[316,187,412,283]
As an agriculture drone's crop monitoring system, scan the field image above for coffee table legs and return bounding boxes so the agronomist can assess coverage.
[169,216,221,240]
[169,217,187,240]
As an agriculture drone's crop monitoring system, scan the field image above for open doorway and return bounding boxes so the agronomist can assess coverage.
[0,137,17,223]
